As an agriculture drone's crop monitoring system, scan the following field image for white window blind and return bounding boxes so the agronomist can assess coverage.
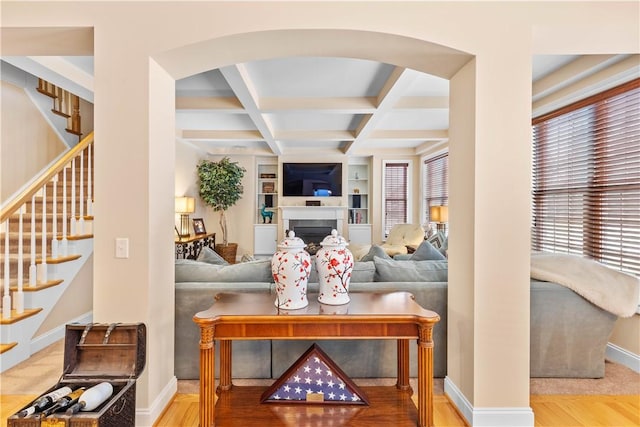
[424,153,449,221]
[384,162,408,236]
[532,79,640,276]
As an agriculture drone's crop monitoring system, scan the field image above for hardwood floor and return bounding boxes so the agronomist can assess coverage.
[3,392,639,426]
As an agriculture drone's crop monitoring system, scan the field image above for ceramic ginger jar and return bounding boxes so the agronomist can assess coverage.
[316,229,354,305]
[272,230,312,309]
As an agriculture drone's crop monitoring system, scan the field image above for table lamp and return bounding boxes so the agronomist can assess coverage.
[175,196,195,237]
[430,205,449,232]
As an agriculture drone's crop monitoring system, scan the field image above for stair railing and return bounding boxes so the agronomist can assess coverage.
[1,131,94,319]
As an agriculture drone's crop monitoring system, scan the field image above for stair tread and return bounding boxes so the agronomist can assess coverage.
[0,342,18,354]
[38,254,82,264]
[0,308,43,325]
[9,280,64,292]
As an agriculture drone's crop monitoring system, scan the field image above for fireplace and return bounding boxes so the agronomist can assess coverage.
[289,219,337,247]
[279,206,346,255]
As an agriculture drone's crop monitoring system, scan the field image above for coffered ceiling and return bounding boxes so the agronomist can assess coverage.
[3,53,638,157]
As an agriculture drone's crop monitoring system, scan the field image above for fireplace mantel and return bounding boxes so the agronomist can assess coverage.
[279,206,347,235]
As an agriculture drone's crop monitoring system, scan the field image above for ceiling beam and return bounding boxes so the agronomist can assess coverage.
[219,64,282,155]
[344,67,418,155]
[181,129,263,140]
[176,96,243,111]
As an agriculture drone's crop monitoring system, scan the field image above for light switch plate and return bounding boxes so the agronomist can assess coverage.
[115,238,129,258]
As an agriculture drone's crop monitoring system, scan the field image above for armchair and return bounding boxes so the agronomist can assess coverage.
[380,223,425,256]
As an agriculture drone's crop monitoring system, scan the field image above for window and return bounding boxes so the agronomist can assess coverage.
[383,161,409,237]
[423,153,449,223]
[532,79,640,276]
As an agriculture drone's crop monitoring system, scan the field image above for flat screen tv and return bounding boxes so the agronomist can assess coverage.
[282,162,343,197]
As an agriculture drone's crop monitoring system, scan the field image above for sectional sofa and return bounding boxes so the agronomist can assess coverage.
[174,251,618,381]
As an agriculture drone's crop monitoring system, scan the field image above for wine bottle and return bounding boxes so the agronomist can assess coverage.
[17,386,73,417]
[66,382,113,414]
[41,387,86,417]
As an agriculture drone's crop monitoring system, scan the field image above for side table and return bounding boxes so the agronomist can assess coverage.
[175,233,216,259]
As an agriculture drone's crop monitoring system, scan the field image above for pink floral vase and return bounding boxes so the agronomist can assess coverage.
[272,231,311,309]
[316,229,354,305]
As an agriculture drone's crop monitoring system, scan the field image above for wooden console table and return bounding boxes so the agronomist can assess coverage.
[175,233,215,259]
[193,291,440,427]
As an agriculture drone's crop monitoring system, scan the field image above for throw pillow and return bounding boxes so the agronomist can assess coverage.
[350,261,375,283]
[373,256,448,282]
[197,247,229,265]
[241,253,256,263]
[175,258,273,282]
[427,231,446,249]
[410,240,446,261]
[359,245,392,262]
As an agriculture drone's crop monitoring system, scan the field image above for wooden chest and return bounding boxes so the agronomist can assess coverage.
[8,323,146,427]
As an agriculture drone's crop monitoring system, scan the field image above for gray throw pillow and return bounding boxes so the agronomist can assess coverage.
[175,258,273,282]
[373,256,448,282]
[197,246,229,265]
[410,240,446,261]
[350,261,375,283]
[359,245,392,262]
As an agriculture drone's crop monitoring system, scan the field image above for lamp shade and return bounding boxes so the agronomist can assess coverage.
[430,205,449,223]
[175,197,195,214]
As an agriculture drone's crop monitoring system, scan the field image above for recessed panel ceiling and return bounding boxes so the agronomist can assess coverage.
[405,72,449,96]
[176,111,255,130]
[378,110,449,131]
[245,57,394,98]
[267,112,362,131]
[176,69,234,97]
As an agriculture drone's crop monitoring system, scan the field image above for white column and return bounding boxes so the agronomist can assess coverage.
[29,195,36,286]
[70,157,77,235]
[51,175,59,259]
[61,165,69,256]
[2,220,11,319]
[79,150,85,235]
[87,143,93,216]
[14,207,25,313]
[37,184,48,284]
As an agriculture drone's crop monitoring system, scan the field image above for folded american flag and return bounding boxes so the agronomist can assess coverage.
[261,344,368,405]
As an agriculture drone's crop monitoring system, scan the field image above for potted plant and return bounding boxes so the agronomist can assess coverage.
[197,157,246,263]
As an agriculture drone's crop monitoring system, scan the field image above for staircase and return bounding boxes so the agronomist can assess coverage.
[0,80,94,372]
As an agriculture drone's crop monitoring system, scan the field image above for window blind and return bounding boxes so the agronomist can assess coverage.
[384,162,408,236]
[532,78,640,276]
[424,153,449,221]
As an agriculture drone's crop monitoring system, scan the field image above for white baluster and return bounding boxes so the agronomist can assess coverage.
[3,219,11,319]
[15,206,24,313]
[37,184,48,284]
[87,143,93,216]
[61,165,68,257]
[29,195,36,286]
[51,175,59,259]
[79,151,85,235]
[70,157,77,235]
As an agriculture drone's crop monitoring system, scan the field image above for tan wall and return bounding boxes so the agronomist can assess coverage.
[35,255,93,336]
[3,1,638,423]
[1,80,65,200]
[611,315,640,355]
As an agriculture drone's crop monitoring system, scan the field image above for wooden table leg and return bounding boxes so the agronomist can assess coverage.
[199,324,216,427]
[417,324,435,427]
[218,340,232,392]
[396,338,411,391]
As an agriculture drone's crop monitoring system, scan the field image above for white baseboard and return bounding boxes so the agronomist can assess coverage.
[444,377,473,424]
[135,376,178,427]
[30,311,93,354]
[444,376,534,427]
[606,342,640,373]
